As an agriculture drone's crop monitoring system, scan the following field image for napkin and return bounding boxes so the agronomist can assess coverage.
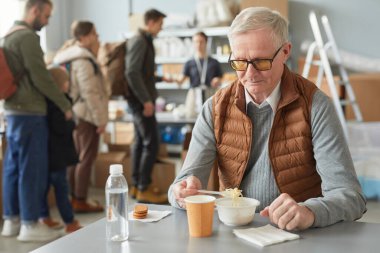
[128,210,172,223]
[233,224,300,247]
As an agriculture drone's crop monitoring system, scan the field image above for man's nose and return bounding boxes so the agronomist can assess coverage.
[245,62,258,76]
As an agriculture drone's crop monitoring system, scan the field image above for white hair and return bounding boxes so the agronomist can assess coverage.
[228,7,289,48]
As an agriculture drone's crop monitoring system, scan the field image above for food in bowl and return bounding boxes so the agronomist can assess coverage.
[215,197,260,226]
[223,188,243,206]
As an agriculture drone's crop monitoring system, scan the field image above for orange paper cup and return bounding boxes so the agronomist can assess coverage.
[184,195,216,237]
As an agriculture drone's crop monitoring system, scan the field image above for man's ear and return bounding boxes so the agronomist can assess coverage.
[30,5,40,18]
[283,43,292,62]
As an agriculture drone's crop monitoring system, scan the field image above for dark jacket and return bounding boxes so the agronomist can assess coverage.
[47,94,78,170]
[125,29,162,107]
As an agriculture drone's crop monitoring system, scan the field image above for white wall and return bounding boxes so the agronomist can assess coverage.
[46,0,197,50]
[45,0,380,70]
[289,0,380,66]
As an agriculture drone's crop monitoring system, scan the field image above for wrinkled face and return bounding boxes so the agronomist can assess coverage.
[192,34,207,54]
[229,28,291,100]
[32,4,52,31]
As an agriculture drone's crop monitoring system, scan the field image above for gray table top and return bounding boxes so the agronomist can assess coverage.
[111,112,197,125]
[32,204,379,253]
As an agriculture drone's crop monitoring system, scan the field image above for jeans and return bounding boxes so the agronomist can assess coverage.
[40,169,74,224]
[128,102,159,191]
[2,115,48,223]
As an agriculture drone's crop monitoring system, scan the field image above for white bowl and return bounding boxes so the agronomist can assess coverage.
[215,197,260,226]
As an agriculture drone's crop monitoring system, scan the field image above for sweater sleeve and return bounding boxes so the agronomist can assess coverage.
[20,33,71,113]
[125,36,151,104]
[168,98,217,208]
[301,90,366,227]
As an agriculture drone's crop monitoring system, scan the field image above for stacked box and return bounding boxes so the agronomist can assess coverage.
[240,0,288,19]
[93,152,175,194]
[346,74,380,122]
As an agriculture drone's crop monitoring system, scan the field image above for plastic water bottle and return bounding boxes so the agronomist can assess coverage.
[105,164,129,241]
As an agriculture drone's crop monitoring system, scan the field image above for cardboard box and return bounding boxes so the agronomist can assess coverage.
[93,152,128,188]
[108,143,130,156]
[298,56,320,77]
[122,156,175,194]
[94,152,175,194]
[114,122,134,144]
[102,132,112,145]
[309,76,343,99]
[158,144,169,158]
[346,73,380,122]
[107,143,167,158]
[151,158,176,194]
[240,0,288,19]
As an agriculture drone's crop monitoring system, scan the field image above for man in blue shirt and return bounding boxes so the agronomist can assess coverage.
[177,32,223,89]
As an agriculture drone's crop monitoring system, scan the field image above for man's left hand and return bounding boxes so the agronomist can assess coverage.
[260,193,315,231]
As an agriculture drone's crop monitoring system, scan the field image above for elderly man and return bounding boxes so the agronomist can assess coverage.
[168,7,366,231]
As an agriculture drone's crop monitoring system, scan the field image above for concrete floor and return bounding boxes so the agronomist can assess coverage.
[0,187,113,253]
[1,188,380,253]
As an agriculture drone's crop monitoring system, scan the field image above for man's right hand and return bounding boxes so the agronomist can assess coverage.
[173,176,202,209]
[143,101,155,117]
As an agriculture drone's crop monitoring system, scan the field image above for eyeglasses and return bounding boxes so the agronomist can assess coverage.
[229,45,284,71]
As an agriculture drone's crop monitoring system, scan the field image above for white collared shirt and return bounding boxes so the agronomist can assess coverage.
[244,81,281,113]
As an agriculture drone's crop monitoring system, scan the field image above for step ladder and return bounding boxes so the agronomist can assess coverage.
[302,11,362,139]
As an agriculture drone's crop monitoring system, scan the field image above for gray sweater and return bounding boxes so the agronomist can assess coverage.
[168,90,366,228]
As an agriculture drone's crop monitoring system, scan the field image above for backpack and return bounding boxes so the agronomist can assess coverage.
[97,41,130,98]
[0,26,27,99]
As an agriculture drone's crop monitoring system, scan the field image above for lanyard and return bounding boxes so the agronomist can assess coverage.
[194,56,208,86]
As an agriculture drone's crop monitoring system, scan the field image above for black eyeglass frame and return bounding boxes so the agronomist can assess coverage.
[228,44,284,71]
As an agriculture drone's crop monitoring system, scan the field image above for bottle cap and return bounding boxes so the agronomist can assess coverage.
[109,164,123,175]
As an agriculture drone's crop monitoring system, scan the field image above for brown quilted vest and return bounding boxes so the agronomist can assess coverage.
[212,65,322,202]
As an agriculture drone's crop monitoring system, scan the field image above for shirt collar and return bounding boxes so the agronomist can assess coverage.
[245,81,281,112]
[14,20,32,30]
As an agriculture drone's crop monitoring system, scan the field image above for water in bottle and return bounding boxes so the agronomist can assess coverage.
[105,164,129,241]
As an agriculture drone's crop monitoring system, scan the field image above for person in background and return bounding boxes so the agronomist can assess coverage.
[177,31,223,95]
[39,67,82,233]
[53,21,109,213]
[169,7,366,231]
[125,9,171,204]
[1,0,72,242]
